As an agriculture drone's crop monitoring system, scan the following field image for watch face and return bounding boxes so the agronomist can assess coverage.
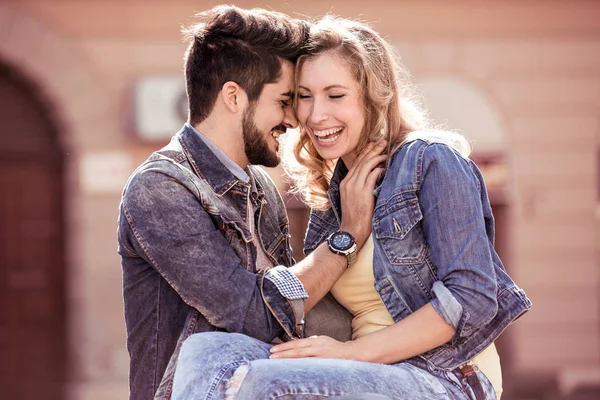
[331,232,354,251]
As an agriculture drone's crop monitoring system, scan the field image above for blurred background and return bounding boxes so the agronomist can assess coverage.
[0,0,598,399]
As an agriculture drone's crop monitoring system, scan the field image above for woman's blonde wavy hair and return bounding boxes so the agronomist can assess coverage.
[282,16,468,211]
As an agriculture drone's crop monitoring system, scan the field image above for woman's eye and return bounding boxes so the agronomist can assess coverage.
[280,100,291,107]
[297,94,311,100]
[330,94,345,99]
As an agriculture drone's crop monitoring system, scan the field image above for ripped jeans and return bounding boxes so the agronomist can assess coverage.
[171,332,496,400]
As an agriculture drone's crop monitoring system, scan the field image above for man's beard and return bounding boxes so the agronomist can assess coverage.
[242,105,281,168]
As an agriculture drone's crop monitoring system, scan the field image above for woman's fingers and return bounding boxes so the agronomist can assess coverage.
[354,141,386,170]
[270,336,318,359]
[345,141,386,181]
[338,141,388,247]
[366,167,386,189]
[344,142,373,182]
[269,336,351,359]
[270,347,315,359]
[351,154,387,188]
[346,142,386,182]
[341,154,386,199]
[270,337,314,353]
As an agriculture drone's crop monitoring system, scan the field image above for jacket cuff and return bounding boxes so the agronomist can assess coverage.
[430,280,464,330]
[261,266,308,339]
[264,266,309,299]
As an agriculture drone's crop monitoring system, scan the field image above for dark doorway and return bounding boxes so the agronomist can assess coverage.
[0,62,66,399]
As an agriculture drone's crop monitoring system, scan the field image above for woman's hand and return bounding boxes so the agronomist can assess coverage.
[269,335,356,360]
[339,141,387,249]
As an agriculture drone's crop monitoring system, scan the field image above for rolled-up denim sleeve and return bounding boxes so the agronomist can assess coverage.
[121,165,303,342]
[430,281,464,329]
[419,143,498,337]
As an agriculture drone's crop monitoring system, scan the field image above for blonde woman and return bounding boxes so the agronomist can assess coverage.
[172,16,531,400]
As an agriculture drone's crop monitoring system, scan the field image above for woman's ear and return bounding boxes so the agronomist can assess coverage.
[221,81,248,114]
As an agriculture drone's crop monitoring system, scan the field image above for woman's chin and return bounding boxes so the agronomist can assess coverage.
[315,148,341,161]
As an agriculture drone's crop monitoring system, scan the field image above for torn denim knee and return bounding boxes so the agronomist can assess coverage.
[225,363,249,400]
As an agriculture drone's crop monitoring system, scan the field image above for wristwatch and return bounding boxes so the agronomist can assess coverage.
[327,231,357,268]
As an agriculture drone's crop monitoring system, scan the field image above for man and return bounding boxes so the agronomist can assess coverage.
[118,5,375,399]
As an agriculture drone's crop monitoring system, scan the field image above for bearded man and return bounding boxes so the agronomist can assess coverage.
[117,5,375,400]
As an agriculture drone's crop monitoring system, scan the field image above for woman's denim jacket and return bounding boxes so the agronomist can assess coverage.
[118,125,306,399]
[304,137,532,371]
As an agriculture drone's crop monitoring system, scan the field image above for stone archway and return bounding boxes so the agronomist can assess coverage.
[0,4,114,398]
[418,77,507,154]
[418,76,509,253]
[0,60,66,400]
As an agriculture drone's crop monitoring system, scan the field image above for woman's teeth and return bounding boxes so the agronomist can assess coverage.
[314,127,343,143]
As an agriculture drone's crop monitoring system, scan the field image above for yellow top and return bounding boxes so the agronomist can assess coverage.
[330,234,503,399]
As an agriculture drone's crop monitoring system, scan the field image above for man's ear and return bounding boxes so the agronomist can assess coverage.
[221,81,248,113]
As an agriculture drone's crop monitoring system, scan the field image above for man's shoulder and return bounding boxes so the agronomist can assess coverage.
[248,165,279,193]
[122,139,205,201]
[147,134,187,164]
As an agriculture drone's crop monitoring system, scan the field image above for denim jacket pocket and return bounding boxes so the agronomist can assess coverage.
[262,230,293,267]
[373,195,426,265]
[257,207,294,267]
[218,209,253,243]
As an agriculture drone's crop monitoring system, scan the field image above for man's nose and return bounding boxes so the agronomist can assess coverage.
[283,105,299,129]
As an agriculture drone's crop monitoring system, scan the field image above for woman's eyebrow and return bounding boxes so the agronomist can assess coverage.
[297,84,350,91]
[323,84,350,90]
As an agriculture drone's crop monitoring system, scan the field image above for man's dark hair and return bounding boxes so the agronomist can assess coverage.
[182,5,309,125]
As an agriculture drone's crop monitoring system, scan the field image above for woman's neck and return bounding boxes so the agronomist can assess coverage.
[341,153,357,170]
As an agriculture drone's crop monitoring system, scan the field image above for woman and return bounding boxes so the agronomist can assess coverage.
[173,16,531,400]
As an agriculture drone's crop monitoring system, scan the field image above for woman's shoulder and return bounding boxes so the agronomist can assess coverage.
[383,130,475,189]
[392,130,472,160]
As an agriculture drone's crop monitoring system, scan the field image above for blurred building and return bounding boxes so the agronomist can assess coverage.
[0,0,598,399]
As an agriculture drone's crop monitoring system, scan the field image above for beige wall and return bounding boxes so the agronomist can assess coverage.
[1,1,599,398]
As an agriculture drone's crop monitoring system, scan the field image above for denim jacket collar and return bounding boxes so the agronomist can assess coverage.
[328,156,388,220]
[327,160,348,223]
[177,124,257,197]
[329,159,348,188]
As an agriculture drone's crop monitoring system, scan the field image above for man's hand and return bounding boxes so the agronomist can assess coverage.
[339,141,387,249]
[269,335,356,360]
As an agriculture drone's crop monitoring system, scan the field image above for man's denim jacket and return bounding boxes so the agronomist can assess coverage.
[117,125,305,399]
[304,137,532,370]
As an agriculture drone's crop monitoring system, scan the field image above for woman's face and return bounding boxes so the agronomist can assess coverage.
[296,51,365,167]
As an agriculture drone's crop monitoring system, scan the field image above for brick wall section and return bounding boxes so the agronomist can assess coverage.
[478,46,600,371]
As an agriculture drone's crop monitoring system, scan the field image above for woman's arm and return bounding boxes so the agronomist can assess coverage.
[272,141,497,362]
[269,302,454,363]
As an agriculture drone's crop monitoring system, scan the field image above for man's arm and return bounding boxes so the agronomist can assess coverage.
[120,143,385,340]
[120,166,288,342]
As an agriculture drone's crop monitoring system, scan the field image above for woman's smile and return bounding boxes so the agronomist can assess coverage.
[312,126,344,145]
